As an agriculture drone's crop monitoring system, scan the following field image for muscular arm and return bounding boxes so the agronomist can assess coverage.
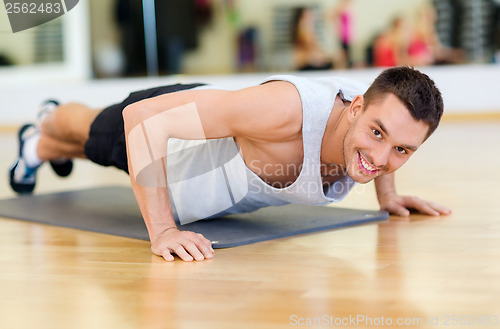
[124,101,211,261]
[123,82,302,261]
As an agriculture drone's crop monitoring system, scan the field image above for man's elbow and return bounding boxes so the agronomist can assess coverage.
[123,102,147,131]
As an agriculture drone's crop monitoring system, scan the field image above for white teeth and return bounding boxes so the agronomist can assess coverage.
[360,154,376,171]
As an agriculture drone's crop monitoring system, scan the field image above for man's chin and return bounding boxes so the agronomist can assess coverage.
[347,168,379,184]
[351,176,375,184]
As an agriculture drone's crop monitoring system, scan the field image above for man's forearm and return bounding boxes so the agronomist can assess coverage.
[123,103,177,241]
[130,180,177,241]
[374,173,397,202]
[126,143,178,242]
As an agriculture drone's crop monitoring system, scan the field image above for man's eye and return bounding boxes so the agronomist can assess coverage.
[372,129,382,138]
[395,146,407,154]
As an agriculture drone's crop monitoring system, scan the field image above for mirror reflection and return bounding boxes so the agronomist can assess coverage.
[0,17,63,66]
[1,0,499,78]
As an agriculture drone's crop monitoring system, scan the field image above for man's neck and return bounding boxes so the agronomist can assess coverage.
[320,95,351,167]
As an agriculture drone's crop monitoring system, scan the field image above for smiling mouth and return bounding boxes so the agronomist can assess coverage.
[358,152,378,175]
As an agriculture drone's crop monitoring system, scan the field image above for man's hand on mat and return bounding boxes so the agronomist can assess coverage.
[151,227,215,262]
[378,193,452,217]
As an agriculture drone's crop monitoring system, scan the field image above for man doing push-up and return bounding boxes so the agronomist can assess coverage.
[9,66,451,262]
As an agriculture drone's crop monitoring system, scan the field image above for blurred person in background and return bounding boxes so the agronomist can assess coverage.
[291,7,333,71]
[331,0,354,68]
[408,3,464,66]
[373,16,410,67]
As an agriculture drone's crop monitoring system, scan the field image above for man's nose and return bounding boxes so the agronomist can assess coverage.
[371,144,391,168]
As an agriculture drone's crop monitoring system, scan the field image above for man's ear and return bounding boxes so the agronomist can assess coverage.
[347,95,364,124]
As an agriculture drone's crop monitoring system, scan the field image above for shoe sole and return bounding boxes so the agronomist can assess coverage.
[9,124,37,194]
[9,160,36,194]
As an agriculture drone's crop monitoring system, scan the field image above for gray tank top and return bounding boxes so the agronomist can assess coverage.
[166,75,369,224]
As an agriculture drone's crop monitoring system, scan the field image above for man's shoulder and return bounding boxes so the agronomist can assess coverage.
[219,81,303,141]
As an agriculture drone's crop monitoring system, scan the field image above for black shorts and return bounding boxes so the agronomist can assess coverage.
[84,83,205,173]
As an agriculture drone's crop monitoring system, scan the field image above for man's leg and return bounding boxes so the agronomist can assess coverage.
[9,101,101,194]
[37,134,87,160]
[38,103,101,161]
[10,83,205,194]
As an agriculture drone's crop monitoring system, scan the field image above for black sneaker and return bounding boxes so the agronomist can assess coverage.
[9,124,41,194]
[49,159,73,177]
[37,99,74,177]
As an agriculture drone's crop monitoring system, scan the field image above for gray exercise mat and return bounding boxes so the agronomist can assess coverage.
[0,187,389,248]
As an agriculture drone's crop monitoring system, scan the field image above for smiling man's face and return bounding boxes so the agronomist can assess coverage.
[343,93,430,184]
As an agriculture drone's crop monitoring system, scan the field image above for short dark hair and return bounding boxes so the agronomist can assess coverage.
[364,66,444,138]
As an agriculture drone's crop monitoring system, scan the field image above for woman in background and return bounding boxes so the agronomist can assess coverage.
[373,17,410,67]
[291,7,333,71]
[408,3,464,66]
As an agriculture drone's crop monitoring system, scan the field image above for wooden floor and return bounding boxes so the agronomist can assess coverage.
[0,120,499,329]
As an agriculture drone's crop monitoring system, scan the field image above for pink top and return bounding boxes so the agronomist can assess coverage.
[340,11,351,44]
